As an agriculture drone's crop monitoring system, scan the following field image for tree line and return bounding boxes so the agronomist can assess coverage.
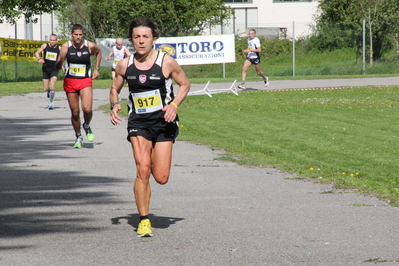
[2,0,399,64]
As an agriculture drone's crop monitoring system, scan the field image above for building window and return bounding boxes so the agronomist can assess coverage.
[225,0,253,3]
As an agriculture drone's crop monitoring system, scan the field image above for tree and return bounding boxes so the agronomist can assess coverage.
[55,0,92,40]
[0,0,65,24]
[311,0,399,62]
[56,0,232,40]
[311,1,363,52]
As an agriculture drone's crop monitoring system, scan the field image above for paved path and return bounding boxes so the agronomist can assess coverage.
[1,78,399,265]
[189,76,399,95]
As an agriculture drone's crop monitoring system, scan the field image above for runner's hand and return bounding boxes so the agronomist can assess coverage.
[93,69,100,79]
[163,104,177,123]
[110,105,122,125]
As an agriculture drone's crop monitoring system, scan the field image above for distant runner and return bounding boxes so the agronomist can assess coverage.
[238,29,269,89]
[35,34,61,110]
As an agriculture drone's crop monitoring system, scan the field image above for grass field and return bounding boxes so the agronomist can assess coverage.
[94,83,399,206]
[2,79,399,206]
[177,86,399,206]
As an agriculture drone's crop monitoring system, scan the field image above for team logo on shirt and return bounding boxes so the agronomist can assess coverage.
[77,52,82,57]
[139,75,147,83]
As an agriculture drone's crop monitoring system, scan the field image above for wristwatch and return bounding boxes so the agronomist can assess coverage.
[110,102,119,110]
[95,67,100,70]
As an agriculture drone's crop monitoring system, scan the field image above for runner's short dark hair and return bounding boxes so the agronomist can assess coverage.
[71,24,84,33]
[128,17,160,42]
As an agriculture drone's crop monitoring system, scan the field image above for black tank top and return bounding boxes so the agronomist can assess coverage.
[64,40,92,79]
[126,51,176,128]
[43,43,59,71]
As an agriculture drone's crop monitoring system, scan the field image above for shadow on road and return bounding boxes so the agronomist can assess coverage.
[111,213,184,231]
[0,116,126,245]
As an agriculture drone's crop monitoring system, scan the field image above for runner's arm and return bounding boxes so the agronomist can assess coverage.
[35,43,47,64]
[109,57,128,125]
[124,47,132,57]
[162,55,190,123]
[89,42,102,79]
[55,42,68,70]
[105,47,114,61]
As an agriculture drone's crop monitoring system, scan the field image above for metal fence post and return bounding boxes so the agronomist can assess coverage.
[221,19,226,79]
[363,19,366,75]
[14,23,18,82]
[292,21,296,77]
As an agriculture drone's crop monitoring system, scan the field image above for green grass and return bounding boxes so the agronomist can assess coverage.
[175,86,399,206]
[1,72,397,98]
[95,84,399,205]
[2,78,399,206]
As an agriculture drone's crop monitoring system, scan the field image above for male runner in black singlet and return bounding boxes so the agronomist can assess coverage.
[110,17,190,237]
[35,34,61,110]
[56,24,102,148]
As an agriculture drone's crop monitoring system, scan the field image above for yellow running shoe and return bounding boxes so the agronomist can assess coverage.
[137,219,153,237]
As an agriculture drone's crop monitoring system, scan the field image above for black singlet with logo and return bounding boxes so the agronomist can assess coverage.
[126,51,176,128]
[64,40,92,79]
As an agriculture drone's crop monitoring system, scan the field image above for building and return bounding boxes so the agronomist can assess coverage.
[0,0,319,40]
[213,0,319,39]
[0,12,58,40]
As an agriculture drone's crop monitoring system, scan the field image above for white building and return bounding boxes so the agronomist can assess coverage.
[215,0,319,38]
[0,12,58,40]
[0,0,319,40]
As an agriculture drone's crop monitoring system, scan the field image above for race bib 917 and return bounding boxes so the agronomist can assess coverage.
[132,89,163,114]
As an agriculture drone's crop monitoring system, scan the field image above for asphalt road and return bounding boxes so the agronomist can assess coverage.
[1,77,399,266]
[188,76,399,95]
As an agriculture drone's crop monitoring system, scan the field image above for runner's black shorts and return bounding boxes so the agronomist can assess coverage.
[246,57,260,65]
[42,68,58,79]
[127,121,179,143]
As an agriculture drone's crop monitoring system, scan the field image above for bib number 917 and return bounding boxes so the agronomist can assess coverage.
[136,96,156,108]
[132,89,163,113]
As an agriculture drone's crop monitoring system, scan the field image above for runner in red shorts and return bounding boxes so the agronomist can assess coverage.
[56,24,102,148]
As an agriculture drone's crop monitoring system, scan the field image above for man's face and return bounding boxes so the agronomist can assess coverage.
[49,37,57,47]
[132,26,156,55]
[116,42,123,50]
[249,30,255,39]
[71,30,84,44]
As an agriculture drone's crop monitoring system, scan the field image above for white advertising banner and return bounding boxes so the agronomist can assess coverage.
[96,34,235,67]
[154,34,235,65]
